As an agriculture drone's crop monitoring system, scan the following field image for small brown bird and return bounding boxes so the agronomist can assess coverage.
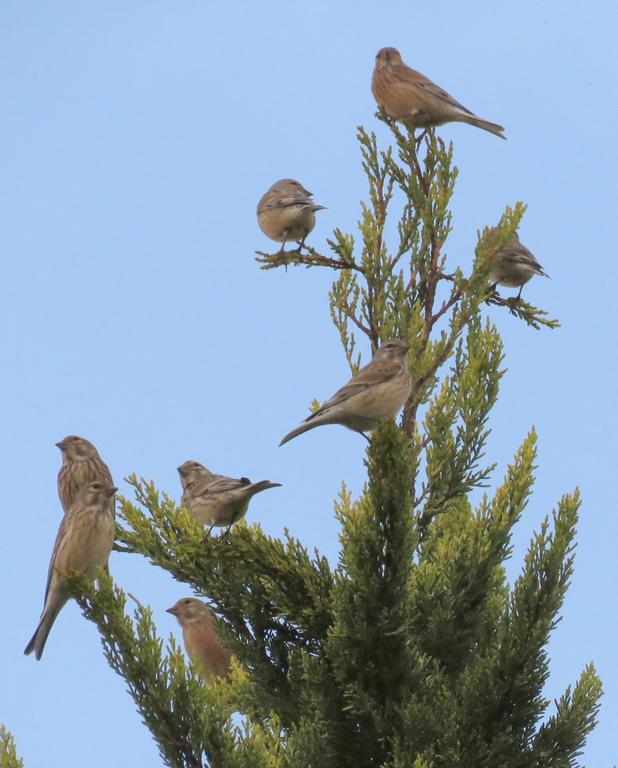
[56,435,114,514]
[488,232,549,299]
[167,598,232,680]
[371,47,505,139]
[257,179,326,251]
[280,339,412,446]
[24,481,117,660]
[178,461,281,534]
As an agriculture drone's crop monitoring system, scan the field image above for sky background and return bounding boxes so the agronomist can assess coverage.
[1,1,616,765]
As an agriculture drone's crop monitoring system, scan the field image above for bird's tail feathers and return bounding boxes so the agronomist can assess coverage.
[461,114,506,139]
[249,480,283,494]
[24,598,66,661]
[279,419,320,446]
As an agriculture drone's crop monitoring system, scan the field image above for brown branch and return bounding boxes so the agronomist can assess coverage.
[485,290,559,330]
[255,248,364,273]
[405,265,418,294]
[341,299,372,338]
[402,391,418,439]
[429,285,465,330]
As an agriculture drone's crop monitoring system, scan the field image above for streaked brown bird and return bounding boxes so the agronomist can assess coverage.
[488,232,549,299]
[24,481,117,660]
[167,598,232,680]
[56,435,114,514]
[280,339,412,446]
[178,461,281,534]
[371,47,505,139]
[257,178,326,251]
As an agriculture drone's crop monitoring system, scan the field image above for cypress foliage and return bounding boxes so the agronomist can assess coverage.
[0,726,24,768]
[54,120,600,767]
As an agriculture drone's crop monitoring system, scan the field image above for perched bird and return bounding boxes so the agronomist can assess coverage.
[257,179,326,251]
[167,598,231,680]
[488,232,549,299]
[56,435,114,514]
[178,461,281,534]
[280,339,412,446]
[371,47,505,139]
[24,481,117,660]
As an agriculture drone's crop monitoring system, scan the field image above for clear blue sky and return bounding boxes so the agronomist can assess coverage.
[1,1,616,765]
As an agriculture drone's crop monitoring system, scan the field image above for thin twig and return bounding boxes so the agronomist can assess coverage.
[429,286,465,329]
[341,299,372,337]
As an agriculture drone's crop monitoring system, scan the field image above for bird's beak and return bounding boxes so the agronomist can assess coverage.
[106,486,118,497]
[55,440,65,449]
[166,606,178,616]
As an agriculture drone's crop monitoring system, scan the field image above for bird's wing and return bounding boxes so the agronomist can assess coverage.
[306,359,403,421]
[184,474,222,497]
[42,514,70,605]
[392,64,474,115]
[259,192,313,211]
[501,239,546,273]
[191,476,251,496]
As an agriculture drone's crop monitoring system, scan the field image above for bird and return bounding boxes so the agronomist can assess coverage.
[24,480,117,660]
[177,461,281,534]
[371,47,505,139]
[257,179,326,251]
[167,598,232,680]
[56,435,115,514]
[279,339,412,446]
[488,232,549,299]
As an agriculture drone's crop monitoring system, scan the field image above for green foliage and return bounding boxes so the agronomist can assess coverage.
[418,315,505,530]
[328,422,420,765]
[44,120,598,768]
[66,572,285,768]
[0,727,23,768]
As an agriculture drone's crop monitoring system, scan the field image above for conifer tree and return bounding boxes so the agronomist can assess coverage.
[57,119,600,768]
